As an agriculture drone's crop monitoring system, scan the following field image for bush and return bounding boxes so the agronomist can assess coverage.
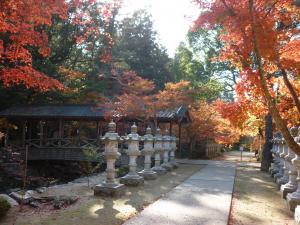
[0,197,11,218]
[116,166,129,177]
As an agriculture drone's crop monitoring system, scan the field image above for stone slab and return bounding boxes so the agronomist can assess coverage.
[124,160,236,225]
[10,190,34,204]
[162,164,173,171]
[120,175,144,186]
[94,183,125,197]
[276,179,288,190]
[286,193,300,212]
[138,171,158,180]
[280,185,297,199]
[0,194,18,207]
[152,167,167,175]
[295,205,300,224]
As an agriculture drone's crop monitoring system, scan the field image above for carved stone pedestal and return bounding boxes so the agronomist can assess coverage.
[270,137,280,176]
[286,127,300,211]
[295,205,300,223]
[274,138,284,182]
[281,147,297,199]
[94,120,125,197]
[152,128,167,175]
[170,136,178,169]
[161,129,173,171]
[120,123,144,186]
[138,127,157,180]
[277,140,289,189]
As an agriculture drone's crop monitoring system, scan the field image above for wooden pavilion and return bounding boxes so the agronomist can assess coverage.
[0,104,190,161]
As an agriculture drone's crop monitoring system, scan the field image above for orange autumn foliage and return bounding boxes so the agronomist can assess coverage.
[193,0,300,142]
[0,0,67,91]
[0,0,121,92]
[187,101,240,145]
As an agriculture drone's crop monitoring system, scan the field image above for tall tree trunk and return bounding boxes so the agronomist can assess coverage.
[280,67,300,114]
[248,0,300,155]
[260,113,273,171]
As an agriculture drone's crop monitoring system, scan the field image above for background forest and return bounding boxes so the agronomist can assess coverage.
[3,0,293,160]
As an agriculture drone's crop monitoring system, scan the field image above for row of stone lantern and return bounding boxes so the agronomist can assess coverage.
[269,127,300,223]
[94,121,178,197]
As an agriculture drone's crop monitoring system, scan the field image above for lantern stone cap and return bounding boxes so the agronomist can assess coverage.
[101,120,121,141]
[125,123,140,141]
[163,129,171,141]
[142,126,154,141]
[290,126,298,137]
[154,128,163,141]
[272,132,282,144]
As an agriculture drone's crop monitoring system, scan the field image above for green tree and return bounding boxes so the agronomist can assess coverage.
[188,28,238,101]
[172,28,238,101]
[113,10,172,89]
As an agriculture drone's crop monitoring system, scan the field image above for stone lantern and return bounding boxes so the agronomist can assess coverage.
[276,138,289,188]
[271,135,280,177]
[138,126,157,180]
[120,123,144,186]
[281,131,298,199]
[169,136,178,169]
[161,129,173,171]
[286,127,300,211]
[152,128,167,175]
[274,136,285,182]
[94,120,125,197]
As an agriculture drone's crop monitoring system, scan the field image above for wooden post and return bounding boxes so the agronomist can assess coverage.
[58,119,63,138]
[169,122,173,136]
[39,121,44,147]
[4,125,9,147]
[58,119,63,146]
[28,120,32,140]
[22,120,27,147]
[44,121,48,141]
[178,121,182,158]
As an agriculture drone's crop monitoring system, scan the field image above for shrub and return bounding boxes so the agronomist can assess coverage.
[0,197,11,218]
[116,166,129,177]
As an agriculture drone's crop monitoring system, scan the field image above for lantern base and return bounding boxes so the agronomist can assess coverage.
[152,166,167,175]
[94,182,125,197]
[162,163,173,171]
[287,191,300,211]
[276,176,288,190]
[281,183,297,199]
[120,174,144,186]
[138,170,158,180]
[171,162,179,169]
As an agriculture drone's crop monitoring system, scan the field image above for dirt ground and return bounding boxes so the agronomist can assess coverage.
[1,164,202,225]
[229,165,296,225]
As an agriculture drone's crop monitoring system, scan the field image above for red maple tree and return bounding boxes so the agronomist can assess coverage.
[194,0,300,154]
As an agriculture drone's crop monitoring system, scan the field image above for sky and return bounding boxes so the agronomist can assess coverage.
[119,0,200,57]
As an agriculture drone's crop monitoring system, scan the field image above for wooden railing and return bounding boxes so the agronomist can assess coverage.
[25,138,102,149]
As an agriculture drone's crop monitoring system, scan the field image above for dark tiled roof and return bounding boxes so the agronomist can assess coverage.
[156,106,190,122]
[0,104,191,123]
[0,104,104,119]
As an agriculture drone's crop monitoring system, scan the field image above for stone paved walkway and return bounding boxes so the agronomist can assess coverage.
[123,160,236,225]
